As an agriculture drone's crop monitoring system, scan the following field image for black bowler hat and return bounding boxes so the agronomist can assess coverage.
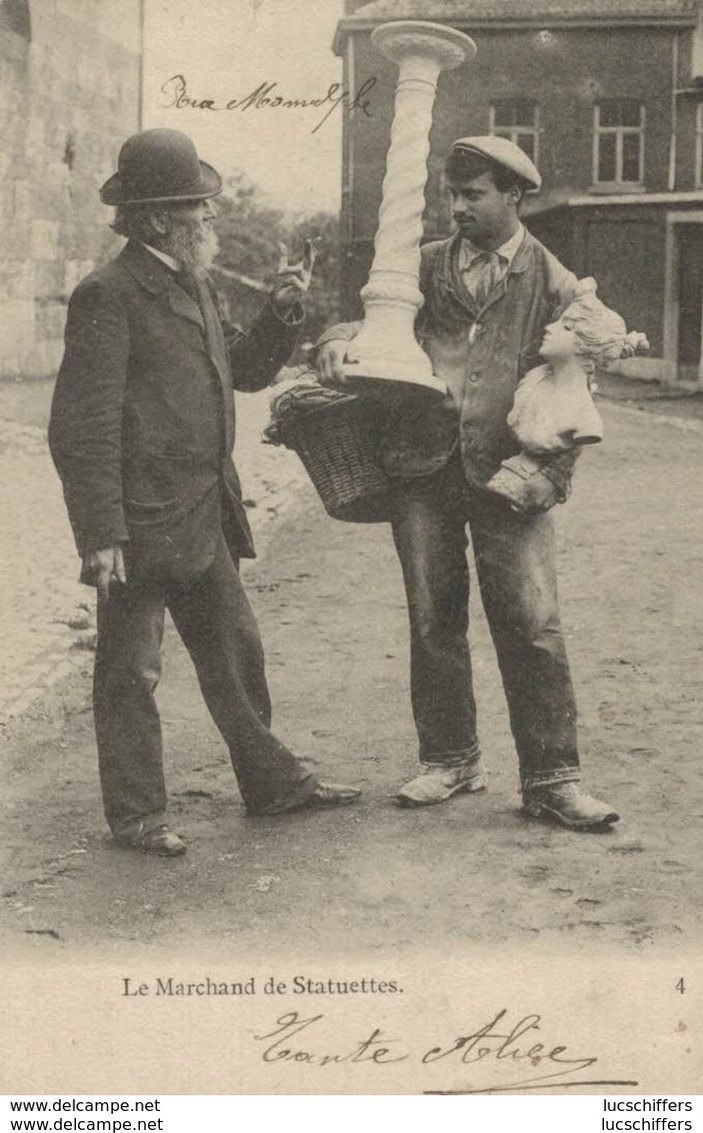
[99,128,223,206]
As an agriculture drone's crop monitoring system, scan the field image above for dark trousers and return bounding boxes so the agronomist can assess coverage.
[93,534,317,835]
[390,459,580,789]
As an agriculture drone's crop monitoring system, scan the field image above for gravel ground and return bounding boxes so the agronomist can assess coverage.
[1,396,701,960]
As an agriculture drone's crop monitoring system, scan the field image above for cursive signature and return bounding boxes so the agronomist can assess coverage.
[420,1007,601,1088]
[160,74,376,134]
[254,1011,408,1066]
[253,1009,637,1091]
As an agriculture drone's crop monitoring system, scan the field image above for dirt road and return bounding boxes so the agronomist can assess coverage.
[1,401,701,960]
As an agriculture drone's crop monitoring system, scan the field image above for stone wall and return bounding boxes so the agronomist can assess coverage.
[0,0,142,378]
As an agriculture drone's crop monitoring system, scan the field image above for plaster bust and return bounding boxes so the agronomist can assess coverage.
[488,278,648,511]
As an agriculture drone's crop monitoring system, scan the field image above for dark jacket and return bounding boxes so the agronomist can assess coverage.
[319,228,580,497]
[49,240,300,583]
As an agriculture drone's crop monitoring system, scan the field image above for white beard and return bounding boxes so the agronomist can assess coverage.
[164,218,219,278]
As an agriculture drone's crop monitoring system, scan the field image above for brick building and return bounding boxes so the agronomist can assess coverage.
[0,0,143,378]
[334,0,703,383]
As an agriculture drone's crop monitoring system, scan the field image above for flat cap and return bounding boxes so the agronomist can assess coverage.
[450,135,541,190]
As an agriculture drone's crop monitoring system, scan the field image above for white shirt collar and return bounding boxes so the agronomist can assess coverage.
[142,243,180,273]
[459,223,525,269]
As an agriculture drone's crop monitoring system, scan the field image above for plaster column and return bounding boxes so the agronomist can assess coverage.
[344,21,476,397]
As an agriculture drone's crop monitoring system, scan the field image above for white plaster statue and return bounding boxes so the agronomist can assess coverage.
[488,278,648,511]
[342,21,476,396]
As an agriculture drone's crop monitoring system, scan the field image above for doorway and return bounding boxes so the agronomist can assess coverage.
[677,223,703,382]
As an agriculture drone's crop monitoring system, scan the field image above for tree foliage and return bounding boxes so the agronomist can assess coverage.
[213,172,340,357]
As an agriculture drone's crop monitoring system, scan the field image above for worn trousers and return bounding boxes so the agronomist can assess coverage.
[93,533,317,835]
[390,459,581,789]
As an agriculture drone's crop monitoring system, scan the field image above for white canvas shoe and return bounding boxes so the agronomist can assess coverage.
[397,761,486,807]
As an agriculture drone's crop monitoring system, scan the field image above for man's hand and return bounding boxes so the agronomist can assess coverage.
[507,469,562,514]
[316,338,350,388]
[269,239,319,317]
[82,545,127,602]
[488,454,565,516]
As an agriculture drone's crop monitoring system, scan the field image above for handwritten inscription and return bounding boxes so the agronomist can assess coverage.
[420,1007,597,1083]
[160,74,377,134]
[253,1008,630,1091]
[256,1012,407,1067]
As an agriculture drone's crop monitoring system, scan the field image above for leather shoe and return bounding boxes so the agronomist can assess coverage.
[397,760,486,807]
[303,782,361,808]
[115,824,187,856]
[261,782,362,815]
[522,783,619,831]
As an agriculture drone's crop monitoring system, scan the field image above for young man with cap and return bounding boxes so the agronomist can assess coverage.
[49,128,360,856]
[316,135,618,831]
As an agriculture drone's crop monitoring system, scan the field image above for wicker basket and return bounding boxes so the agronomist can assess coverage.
[281,397,391,523]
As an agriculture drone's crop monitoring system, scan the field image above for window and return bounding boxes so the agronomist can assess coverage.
[594,99,644,186]
[489,100,539,164]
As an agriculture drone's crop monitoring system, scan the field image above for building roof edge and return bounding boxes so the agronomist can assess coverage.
[333,10,697,53]
[527,191,703,217]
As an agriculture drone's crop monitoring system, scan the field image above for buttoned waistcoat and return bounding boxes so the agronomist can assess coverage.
[387,230,580,486]
[49,240,300,582]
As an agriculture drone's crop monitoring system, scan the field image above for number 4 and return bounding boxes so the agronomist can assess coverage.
[676,977,686,994]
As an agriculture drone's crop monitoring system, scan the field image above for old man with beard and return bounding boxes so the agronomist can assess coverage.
[49,129,360,857]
